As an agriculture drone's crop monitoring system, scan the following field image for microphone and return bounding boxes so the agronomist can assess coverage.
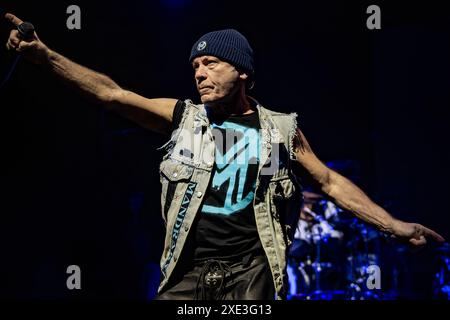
[0,22,35,90]
[17,22,35,41]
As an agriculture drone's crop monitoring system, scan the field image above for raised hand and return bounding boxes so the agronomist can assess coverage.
[5,13,49,64]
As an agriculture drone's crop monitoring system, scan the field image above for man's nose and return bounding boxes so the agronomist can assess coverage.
[195,65,207,82]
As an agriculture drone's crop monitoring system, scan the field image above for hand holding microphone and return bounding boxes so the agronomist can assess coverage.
[5,13,49,65]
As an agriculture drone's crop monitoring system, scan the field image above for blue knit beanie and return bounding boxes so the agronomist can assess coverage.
[189,29,254,76]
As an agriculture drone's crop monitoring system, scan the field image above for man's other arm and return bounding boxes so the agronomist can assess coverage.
[292,127,445,247]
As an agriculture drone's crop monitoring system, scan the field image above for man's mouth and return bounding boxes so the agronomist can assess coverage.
[199,86,213,94]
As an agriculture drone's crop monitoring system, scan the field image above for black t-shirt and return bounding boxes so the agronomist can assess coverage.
[172,100,263,261]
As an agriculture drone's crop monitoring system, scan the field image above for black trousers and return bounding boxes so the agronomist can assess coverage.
[156,254,275,300]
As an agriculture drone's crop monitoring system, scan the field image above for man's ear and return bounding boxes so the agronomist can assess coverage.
[238,70,254,90]
[239,72,249,80]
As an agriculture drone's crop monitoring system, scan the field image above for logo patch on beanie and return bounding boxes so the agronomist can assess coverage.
[197,41,207,51]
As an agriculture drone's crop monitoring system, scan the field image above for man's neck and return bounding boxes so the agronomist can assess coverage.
[207,93,255,120]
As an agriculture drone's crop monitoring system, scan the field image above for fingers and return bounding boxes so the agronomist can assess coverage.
[10,30,20,46]
[5,13,24,27]
[6,30,20,51]
[409,235,426,247]
[421,225,446,242]
[6,40,14,50]
[6,39,35,53]
[17,41,34,52]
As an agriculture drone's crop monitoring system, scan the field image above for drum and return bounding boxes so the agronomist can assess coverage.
[288,199,347,299]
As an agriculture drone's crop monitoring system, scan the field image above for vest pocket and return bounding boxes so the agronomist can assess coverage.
[160,160,194,223]
[160,160,195,182]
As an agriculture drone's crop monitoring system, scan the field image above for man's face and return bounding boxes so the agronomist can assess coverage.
[192,55,245,104]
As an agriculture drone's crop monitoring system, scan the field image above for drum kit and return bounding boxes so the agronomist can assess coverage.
[287,190,450,300]
[287,190,386,300]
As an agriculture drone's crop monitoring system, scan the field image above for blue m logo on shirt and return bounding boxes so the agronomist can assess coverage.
[201,121,260,216]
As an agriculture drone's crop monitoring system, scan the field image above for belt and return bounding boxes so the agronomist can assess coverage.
[194,250,264,300]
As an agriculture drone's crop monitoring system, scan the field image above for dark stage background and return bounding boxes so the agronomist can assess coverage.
[0,0,449,300]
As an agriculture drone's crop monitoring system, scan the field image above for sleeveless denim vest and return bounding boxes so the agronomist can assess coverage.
[158,98,302,299]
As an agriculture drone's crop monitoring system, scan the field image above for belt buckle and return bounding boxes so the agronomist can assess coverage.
[204,264,223,287]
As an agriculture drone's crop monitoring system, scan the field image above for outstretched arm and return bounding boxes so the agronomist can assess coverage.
[292,128,445,247]
[5,13,177,135]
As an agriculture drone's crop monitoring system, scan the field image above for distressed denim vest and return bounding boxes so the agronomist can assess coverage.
[158,98,302,299]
